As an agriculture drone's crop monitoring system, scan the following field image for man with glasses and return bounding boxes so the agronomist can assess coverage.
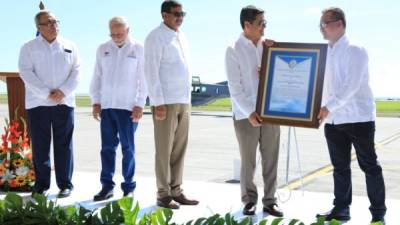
[18,11,80,198]
[316,7,386,224]
[145,0,198,209]
[90,17,147,201]
[225,5,282,217]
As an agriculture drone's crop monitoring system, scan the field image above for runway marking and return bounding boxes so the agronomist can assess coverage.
[280,131,400,190]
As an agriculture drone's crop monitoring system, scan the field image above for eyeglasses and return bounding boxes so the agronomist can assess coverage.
[257,20,267,28]
[319,19,339,29]
[39,20,60,28]
[168,11,186,18]
[110,33,125,38]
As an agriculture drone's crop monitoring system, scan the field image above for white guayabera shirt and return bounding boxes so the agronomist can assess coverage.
[225,34,263,120]
[89,38,147,110]
[322,35,376,125]
[144,23,191,106]
[18,35,80,109]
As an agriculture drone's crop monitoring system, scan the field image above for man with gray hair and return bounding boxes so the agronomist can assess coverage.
[90,16,147,201]
[19,10,80,198]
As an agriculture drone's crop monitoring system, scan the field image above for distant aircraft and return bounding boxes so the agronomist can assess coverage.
[145,76,230,106]
[191,76,230,106]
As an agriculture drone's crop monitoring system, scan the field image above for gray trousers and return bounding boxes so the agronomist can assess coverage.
[152,104,190,198]
[234,118,280,206]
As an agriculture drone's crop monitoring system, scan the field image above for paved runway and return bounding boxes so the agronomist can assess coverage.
[1,105,399,223]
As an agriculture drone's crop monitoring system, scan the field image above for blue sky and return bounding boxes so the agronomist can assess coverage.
[0,0,399,97]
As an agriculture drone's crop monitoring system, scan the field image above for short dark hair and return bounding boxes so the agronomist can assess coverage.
[240,5,264,29]
[161,0,182,13]
[322,7,346,28]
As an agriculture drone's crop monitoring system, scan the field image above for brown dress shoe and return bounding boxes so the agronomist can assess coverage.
[157,196,180,209]
[172,194,199,205]
[263,203,283,217]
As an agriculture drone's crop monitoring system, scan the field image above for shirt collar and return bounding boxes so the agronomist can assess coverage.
[37,34,61,46]
[160,22,179,35]
[239,33,263,48]
[109,37,133,49]
[330,34,349,51]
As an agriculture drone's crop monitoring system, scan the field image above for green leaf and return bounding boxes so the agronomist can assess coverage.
[119,198,137,225]
[156,209,167,225]
[287,219,305,225]
[119,196,134,211]
[238,217,251,225]
[224,213,233,225]
[329,219,341,225]
[4,192,23,210]
[193,217,206,225]
[270,218,284,225]
[215,217,225,225]
[162,208,173,223]
[258,219,268,225]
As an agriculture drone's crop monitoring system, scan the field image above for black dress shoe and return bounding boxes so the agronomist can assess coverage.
[243,202,256,215]
[316,208,350,221]
[263,203,283,217]
[58,188,72,198]
[93,189,114,201]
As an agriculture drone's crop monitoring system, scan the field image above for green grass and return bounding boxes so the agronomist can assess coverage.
[192,98,232,111]
[0,94,399,116]
[375,100,400,113]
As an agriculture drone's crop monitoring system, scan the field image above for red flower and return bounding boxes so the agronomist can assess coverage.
[9,179,17,188]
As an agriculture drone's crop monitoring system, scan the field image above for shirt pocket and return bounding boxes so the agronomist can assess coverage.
[100,55,113,74]
[125,57,138,72]
[163,42,182,63]
[57,51,73,73]
[31,51,45,68]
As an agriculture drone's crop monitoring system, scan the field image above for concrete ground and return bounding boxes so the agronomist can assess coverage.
[0,105,399,224]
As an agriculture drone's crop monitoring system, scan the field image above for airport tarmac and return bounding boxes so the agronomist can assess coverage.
[0,105,399,224]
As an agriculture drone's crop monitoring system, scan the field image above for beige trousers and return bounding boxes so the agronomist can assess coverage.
[234,118,280,206]
[152,104,190,198]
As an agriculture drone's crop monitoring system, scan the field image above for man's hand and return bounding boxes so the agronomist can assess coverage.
[263,39,275,47]
[92,104,101,121]
[154,105,167,121]
[318,106,329,123]
[48,89,65,104]
[248,112,262,127]
[131,106,143,122]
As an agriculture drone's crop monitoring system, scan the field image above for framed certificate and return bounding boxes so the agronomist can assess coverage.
[256,42,327,128]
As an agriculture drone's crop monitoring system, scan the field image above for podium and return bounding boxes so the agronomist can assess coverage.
[0,72,27,124]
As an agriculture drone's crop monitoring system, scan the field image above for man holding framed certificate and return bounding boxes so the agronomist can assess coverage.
[316,7,386,224]
[225,5,282,217]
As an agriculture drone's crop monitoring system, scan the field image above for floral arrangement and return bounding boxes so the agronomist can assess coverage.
[0,114,35,192]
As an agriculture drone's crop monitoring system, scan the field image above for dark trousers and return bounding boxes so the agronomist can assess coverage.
[27,105,74,191]
[100,109,138,192]
[325,121,386,218]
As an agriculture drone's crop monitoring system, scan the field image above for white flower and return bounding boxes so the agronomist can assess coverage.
[15,166,29,176]
[1,170,15,182]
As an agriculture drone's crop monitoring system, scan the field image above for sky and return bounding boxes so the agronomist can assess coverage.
[0,0,399,97]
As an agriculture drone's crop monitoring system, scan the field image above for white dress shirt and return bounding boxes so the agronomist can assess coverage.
[18,35,80,109]
[89,38,147,111]
[322,35,376,124]
[225,34,263,120]
[144,23,191,106]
